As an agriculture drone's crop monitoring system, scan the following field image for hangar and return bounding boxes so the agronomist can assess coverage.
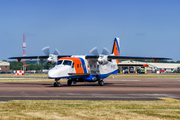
[0,61,10,73]
[118,60,180,73]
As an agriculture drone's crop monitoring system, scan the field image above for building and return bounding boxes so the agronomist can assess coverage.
[118,60,180,73]
[0,61,10,73]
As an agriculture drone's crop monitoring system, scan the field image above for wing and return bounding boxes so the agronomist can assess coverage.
[86,55,172,61]
[8,55,72,61]
[107,56,172,61]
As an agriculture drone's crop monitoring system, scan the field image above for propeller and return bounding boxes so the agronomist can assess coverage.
[89,47,110,65]
[42,46,60,64]
[42,46,60,56]
[90,47,110,56]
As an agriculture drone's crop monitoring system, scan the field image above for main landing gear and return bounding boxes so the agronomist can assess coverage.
[67,79,76,86]
[54,79,61,87]
[98,80,104,86]
[67,79,72,86]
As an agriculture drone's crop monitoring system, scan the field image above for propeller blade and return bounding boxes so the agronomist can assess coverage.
[102,47,110,55]
[90,47,99,55]
[42,46,50,56]
[53,49,60,55]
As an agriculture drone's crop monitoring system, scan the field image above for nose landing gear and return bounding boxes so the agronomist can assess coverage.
[54,79,61,87]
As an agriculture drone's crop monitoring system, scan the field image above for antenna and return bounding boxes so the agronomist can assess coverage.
[23,34,27,74]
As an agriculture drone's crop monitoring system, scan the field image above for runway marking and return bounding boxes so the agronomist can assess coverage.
[106,80,140,81]
[158,97,180,101]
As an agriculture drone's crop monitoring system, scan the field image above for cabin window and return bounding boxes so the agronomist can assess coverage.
[56,60,63,65]
[63,60,72,66]
[80,64,81,68]
[97,65,99,68]
[90,64,92,68]
[94,65,96,68]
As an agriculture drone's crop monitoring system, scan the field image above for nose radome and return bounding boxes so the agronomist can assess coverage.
[48,69,58,78]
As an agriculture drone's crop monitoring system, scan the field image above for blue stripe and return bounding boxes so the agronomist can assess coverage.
[115,38,120,55]
[49,69,119,82]
[78,57,87,74]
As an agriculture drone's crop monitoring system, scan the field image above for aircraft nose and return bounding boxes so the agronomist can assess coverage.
[48,69,58,78]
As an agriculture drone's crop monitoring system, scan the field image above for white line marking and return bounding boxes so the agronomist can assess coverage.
[106,80,140,81]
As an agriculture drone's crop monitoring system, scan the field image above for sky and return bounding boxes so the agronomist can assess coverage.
[0,0,180,61]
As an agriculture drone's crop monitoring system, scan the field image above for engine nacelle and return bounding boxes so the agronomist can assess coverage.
[47,54,58,65]
[97,55,108,65]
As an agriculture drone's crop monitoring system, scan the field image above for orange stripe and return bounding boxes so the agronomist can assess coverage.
[59,57,84,73]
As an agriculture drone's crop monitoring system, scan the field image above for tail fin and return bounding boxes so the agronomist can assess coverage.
[111,37,120,56]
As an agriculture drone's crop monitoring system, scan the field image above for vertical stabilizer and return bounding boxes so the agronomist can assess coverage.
[112,37,120,56]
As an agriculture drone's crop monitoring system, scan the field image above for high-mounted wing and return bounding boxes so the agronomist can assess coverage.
[86,55,171,60]
[85,55,172,63]
[8,55,72,62]
[107,56,172,61]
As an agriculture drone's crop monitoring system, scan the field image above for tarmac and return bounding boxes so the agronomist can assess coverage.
[0,78,180,101]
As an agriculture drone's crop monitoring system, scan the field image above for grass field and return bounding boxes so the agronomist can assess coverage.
[0,73,180,82]
[0,73,48,78]
[0,100,179,120]
[109,73,180,78]
[1,73,180,79]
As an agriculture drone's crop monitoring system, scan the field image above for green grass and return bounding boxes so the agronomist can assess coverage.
[1,73,180,79]
[0,100,179,120]
[0,73,48,78]
[109,73,180,78]
[0,79,52,82]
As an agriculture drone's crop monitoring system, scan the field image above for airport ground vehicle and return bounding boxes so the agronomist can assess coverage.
[139,68,145,74]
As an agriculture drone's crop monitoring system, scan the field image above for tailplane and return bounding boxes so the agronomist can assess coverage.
[111,37,120,56]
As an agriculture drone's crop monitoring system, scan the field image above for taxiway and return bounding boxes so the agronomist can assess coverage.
[0,78,179,101]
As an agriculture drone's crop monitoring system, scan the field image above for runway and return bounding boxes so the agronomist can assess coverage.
[0,78,180,101]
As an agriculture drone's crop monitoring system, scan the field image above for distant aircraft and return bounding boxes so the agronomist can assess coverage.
[9,38,171,87]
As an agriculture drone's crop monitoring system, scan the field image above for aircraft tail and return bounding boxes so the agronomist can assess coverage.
[111,37,120,64]
[111,37,120,56]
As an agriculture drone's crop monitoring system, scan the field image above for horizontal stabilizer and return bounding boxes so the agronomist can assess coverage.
[118,63,149,67]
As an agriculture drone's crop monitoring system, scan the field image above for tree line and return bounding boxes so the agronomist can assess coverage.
[9,60,54,70]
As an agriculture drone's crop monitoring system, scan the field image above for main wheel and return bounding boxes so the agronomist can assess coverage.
[54,82,61,87]
[56,82,61,87]
[98,80,104,86]
[67,80,72,86]
[54,82,57,87]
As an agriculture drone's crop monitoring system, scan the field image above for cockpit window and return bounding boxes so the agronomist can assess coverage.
[63,60,72,66]
[56,60,63,65]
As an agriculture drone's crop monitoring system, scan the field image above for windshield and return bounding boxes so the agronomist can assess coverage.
[56,60,63,65]
[63,60,72,66]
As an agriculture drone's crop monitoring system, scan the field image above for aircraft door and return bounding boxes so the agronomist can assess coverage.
[71,62,76,73]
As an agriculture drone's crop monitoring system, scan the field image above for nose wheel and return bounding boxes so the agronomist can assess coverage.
[54,79,61,87]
